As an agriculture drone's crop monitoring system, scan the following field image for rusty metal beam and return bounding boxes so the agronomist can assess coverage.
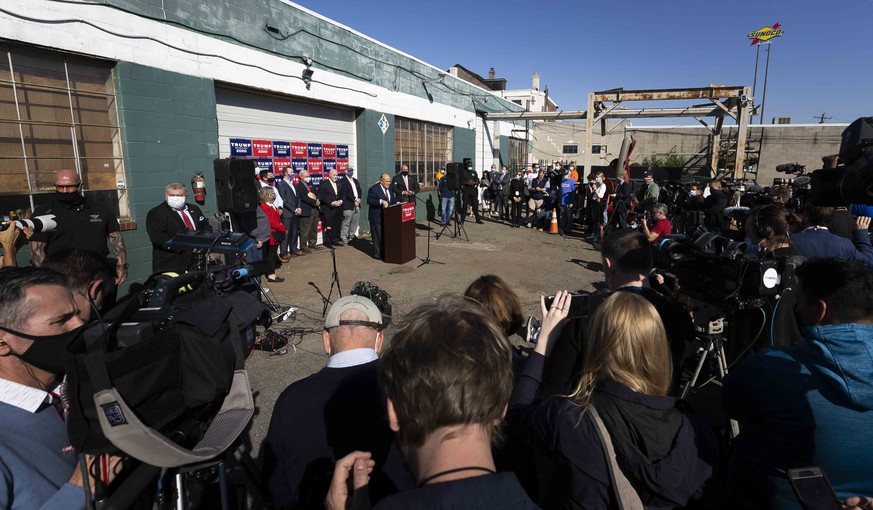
[486,106,731,121]
[710,116,724,176]
[484,110,587,121]
[592,86,745,102]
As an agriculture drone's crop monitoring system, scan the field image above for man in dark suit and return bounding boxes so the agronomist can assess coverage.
[338,166,363,245]
[276,166,302,260]
[262,295,414,510]
[367,173,396,260]
[146,182,209,273]
[295,170,319,252]
[317,169,344,248]
[390,164,419,204]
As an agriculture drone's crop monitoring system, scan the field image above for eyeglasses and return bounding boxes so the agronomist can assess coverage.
[54,184,81,192]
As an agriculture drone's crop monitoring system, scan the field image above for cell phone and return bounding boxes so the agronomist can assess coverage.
[544,292,590,318]
[787,467,841,510]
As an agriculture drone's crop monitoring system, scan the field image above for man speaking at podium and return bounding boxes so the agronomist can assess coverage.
[367,174,397,261]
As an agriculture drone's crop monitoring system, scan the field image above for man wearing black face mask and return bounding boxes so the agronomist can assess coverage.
[723,258,873,510]
[0,266,119,508]
[390,164,419,204]
[30,169,128,285]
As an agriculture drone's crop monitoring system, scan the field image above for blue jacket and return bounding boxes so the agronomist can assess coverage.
[559,178,577,206]
[791,227,873,265]
[723,323,873,509]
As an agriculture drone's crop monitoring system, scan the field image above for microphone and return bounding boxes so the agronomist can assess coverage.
[231,260,273,280]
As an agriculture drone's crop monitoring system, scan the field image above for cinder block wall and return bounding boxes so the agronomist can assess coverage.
[115,62,219,288]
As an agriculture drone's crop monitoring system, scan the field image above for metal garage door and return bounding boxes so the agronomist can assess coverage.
[215,86,356,182]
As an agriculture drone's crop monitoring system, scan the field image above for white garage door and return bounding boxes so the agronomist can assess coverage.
[215,87,356,177]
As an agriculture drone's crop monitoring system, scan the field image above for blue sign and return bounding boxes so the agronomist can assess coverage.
[273,141,291,157]
[230,138,252,157]
[307,143,322,158]
[336,145,349,159]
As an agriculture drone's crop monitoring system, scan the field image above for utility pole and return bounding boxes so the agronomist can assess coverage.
[813,113,831,124]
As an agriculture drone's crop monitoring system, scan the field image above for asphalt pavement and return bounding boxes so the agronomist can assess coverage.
[241,212,604,456]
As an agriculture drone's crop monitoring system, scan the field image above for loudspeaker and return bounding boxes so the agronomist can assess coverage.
[445,162,463,191]
[214,159,259,213]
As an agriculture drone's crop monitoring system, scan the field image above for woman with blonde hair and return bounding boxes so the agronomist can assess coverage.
[509,291,717,509]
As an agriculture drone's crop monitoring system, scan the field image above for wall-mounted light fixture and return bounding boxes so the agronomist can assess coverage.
[302,54,314,90]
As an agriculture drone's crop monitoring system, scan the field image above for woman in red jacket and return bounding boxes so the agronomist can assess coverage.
[258,187,287,283]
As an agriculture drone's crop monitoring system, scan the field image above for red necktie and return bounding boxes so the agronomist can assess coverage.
[179,210,195,230]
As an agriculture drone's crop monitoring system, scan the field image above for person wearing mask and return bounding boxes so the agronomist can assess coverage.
[146,182,210,273]
[258,187,287,283]
[558,170,577,238]
[586,174,606,241]
[338,167,363,245]
[480,167,493,215]
[634,169,660,213]
[41,249,116,323]
[317,169,345,248]
[490,166,511,221]
[367,173,397,260]
[703,179,728,230]
[295,170,320,252]
[390,164,419,204]
[527,169,549,228]
[258,169,284,211]
[276,166,302,259]
[30,169,127,284]
[437,171,455,226]
[641,203,672,244]
[461,163,483,225]
[609,160,631,230]
[686,184,705,211]
[509,169,526,228]
[0,267,121,509]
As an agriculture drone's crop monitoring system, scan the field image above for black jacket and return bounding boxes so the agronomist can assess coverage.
[145,201,209,273]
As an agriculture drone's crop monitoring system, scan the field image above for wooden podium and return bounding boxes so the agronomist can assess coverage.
[384,203,416,264]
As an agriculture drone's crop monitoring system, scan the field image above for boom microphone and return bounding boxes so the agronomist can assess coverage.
[231,260,273,280]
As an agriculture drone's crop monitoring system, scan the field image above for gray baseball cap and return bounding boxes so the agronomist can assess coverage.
[324,295,383,329]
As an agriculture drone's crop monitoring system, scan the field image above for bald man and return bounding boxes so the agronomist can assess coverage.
[366,173,397,260]
[30,169,128,284]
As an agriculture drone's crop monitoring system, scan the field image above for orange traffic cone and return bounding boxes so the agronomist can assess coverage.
[549,208,559,234]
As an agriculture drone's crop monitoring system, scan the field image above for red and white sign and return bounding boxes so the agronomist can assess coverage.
[291,142,308,158]
[252,139,273,157]
[322,143,337,159]
[401,203,415,222]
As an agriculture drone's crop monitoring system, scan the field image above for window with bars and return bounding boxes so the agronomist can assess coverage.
[509,137,528,172]
[394,117,452,189]
[0,43,126,215]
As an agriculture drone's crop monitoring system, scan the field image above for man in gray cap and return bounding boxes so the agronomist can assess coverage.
[261,296,413,510]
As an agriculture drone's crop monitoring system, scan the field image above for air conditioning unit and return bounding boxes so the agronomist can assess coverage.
[772,116,791,125]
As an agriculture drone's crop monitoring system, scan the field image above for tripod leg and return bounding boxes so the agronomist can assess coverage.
[680,344,710,400]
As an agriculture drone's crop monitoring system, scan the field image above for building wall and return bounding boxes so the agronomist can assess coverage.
[115,62,220,285]
[528,120,846,184]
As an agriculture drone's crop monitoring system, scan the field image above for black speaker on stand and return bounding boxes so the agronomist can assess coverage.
[214,159,259,213]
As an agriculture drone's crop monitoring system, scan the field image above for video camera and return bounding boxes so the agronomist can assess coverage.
[655,229,800,308]
[810,117,873,206]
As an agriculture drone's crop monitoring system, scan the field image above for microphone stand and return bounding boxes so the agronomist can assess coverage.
[413,194,443,267]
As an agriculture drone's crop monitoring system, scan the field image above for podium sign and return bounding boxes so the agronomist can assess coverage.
[384,203,416,264]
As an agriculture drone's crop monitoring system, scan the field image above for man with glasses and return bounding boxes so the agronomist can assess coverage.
[146,182,209,273]
[30,170,128,284]
[641,203,672,244]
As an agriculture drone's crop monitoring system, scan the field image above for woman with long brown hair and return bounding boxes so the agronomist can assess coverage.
[509,291,717,509]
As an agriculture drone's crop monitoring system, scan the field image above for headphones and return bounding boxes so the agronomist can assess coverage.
[753,204,777,239]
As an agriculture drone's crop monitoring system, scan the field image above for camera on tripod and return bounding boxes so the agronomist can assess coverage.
[810,117,873,206]
[655,229,799,308]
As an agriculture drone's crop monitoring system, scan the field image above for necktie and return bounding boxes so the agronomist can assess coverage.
[384,186,389,200]
[179,209,195,230]
[403,175,409,189]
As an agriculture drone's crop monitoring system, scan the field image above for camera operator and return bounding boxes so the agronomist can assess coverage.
[0,267,120,509]
[792,205,873,265]
[41,249,117,323]
[703,179,729,230]
[641,203,672,244]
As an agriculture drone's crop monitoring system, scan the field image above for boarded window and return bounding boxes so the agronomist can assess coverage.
[394,117,452,188]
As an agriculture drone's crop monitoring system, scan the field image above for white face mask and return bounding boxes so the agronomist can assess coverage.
[166,196,186,210]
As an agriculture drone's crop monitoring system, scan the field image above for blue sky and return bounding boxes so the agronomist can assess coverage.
[292,0,871,125]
